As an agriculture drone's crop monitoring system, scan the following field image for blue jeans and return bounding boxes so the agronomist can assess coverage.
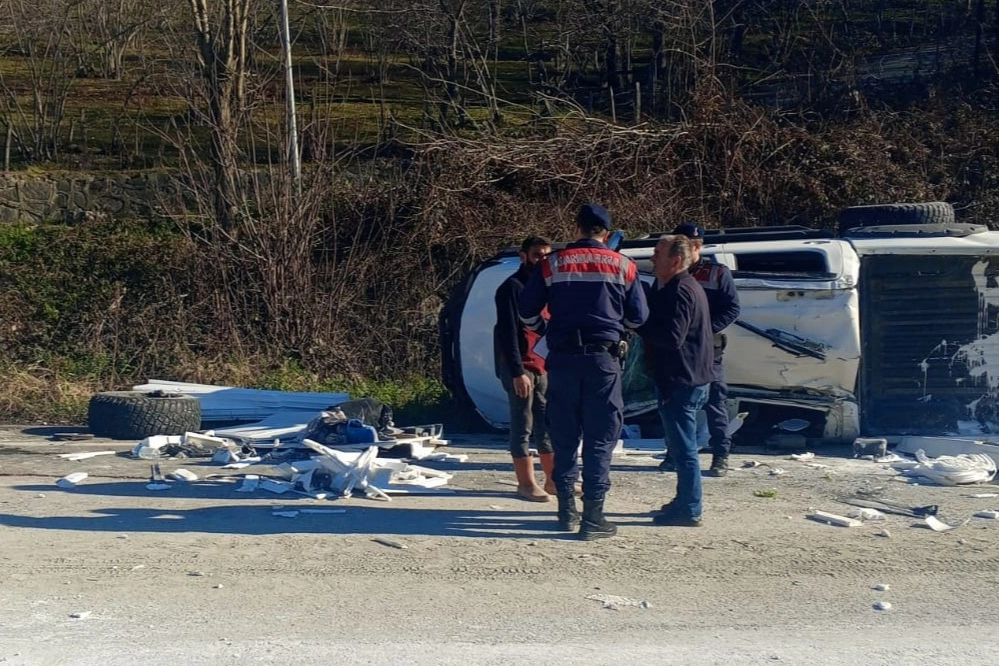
[659,383,710,519]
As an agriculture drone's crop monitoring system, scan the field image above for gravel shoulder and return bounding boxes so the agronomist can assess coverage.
[1,426,997,665]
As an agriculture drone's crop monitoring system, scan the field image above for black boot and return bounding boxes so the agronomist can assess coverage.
[707,454,729,477]
[578,499,617,540]
[557,491,580,532]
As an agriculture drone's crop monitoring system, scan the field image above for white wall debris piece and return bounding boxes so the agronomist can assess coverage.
[896,436,999,468]
[134,380,349,423]
[894,449,997,486]
[808,511,863,527]
[167,469,198,482]
[56,472,88,489]
[923,515,971,532]
[973,510,999,519]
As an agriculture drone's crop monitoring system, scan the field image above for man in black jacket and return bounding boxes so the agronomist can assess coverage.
[494,236,554,502]
[639,235,713,527]
[663,222,741,477]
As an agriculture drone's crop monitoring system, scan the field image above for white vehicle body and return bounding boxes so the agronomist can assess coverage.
[441,220,999,445]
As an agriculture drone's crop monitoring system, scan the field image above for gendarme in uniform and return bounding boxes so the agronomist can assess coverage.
[519,203,648,540]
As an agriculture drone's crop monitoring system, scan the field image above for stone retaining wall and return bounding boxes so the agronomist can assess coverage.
[0,172,185,224]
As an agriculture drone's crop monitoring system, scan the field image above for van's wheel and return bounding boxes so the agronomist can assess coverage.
[839,202,954,236]
[87,391,201,440]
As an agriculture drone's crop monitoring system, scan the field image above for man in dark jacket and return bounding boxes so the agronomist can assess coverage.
[494,235,554,502]
[640,235,713,526]
[520,204,648,540]
[662,222,741,476]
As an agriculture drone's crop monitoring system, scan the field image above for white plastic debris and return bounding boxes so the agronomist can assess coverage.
[132,435,182,460]
[973,510,999,519]
[56,451,116,462]
[808,511,863,528]
[56,472,88,489]
[789,452,815,461]
[585,594,650,608]
[260,479,294,495]
[742,460,763,468]
[373,537,407,550]
[923,515,971,532]
[849,508,887,522]
[874,584,890,591]
[874,601,892,611]
[235,475,259,492]
[895,449,997,486]
[876,529,892,538]
[69,612,91,620]
[167,469,198,482]
[769,468,786,477]
[969,493,999,499]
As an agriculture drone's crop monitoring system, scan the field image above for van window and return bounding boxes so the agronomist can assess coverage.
[731,250,832,278]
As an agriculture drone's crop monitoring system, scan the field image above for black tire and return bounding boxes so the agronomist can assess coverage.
[838,202,955,236]
[88,391,202,440]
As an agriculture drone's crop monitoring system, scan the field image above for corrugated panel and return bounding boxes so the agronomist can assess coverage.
[861,255,999,434]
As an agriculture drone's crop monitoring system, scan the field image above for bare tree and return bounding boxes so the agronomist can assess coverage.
[186,0,253,229]
[69,0,161,80]
[0,0,77,162]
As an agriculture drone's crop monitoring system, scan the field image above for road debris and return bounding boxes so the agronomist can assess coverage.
[585,594,651,609]
[769,468,786,477]
[876,529,892,538]
[973,510,999,519]
[968,493,999,499]
[69,612,91,620]
[743,461,764,468]
[214,584,224,589]
[873,601,892,611]
[849,508,887,521]
[808,511,863,528]
[895,449,997,486]
[789,452,815,461]
[373,537,407,550]
[235,475,260,492]
[754,488,778,498]
[853,438,888,458]
[167,469,198,482]
[873,584,890,591]
[56,472,88,489]
[923,515,971,532]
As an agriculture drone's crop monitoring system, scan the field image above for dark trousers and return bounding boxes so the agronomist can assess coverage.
[705,355,731,457]
[545,350,623,501]
[501,369,552,458]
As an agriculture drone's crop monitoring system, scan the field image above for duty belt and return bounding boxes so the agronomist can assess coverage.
[553,341,617,355]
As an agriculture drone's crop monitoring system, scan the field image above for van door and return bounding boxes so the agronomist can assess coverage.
[722,240,862,398]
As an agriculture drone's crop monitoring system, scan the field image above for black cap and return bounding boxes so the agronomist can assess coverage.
[577,203,612,231]
[672,221,705,240]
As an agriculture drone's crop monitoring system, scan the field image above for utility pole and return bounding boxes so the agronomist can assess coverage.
[277,0,301,202]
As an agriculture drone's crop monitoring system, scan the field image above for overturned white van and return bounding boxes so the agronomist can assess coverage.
[440,203,999,446]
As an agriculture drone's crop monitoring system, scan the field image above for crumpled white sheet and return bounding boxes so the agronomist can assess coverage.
[894,449,997,486]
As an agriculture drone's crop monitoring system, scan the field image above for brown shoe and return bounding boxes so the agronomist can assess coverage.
[538,452,581,496]
[513,456,550,502]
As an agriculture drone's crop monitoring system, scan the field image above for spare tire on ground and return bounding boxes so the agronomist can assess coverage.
[838,202,955,236]
[88,390,202,440]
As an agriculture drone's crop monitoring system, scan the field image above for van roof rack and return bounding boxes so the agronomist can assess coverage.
[621,226,834,248]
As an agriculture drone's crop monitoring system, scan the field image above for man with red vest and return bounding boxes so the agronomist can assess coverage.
[520,204,648,540]
[494,236,556,501]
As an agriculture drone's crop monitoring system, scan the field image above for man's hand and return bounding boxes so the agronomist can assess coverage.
[513,374,532,399]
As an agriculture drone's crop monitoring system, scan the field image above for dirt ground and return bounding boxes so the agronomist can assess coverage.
[1,425,998,665]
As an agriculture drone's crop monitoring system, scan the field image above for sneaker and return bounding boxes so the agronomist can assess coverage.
[706,455,729,477]
[652,512,702,527]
